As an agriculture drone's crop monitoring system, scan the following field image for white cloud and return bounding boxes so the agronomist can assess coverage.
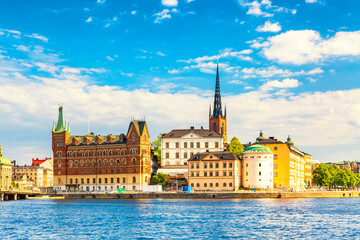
[86,17,93,23]
[256,21,281,32]
[24,33,48,42]
[262,30,360,64]
[241,66,324,78]
[97,0,106,4]
[187,0,195,2]
[153,9,171,23]
[16,45,30,52]
[246,1,273,17]
[168,69,180,74]
[156,51,166,56]
[131,10,137,15]
[238,0,296,17]
[305,0,318,3]
[161,0,178,7]
[182,49,253,63]
[106,56,115,61]
[260,78,300,91]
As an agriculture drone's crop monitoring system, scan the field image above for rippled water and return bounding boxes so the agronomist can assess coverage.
[0,198,359,239]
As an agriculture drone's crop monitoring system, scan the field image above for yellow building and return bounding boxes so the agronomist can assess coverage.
[188,151,241,191]
[304,153,312,186]
[256,132,308,190]
[0,145,12,190]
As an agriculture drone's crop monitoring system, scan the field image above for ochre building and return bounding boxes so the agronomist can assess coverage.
[52,106,152,192]
[188,151,240,191]
[0,145,12,190]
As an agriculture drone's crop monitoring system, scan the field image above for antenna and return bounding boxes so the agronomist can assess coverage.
[88,120,90,134]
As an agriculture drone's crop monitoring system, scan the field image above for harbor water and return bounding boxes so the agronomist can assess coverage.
[0,198,359,239]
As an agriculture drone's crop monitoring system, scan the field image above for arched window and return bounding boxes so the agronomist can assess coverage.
[80,160,84,167]
[57,152,62,158]
[57,160,61,167]
[70,178,73,184]
[145,176,147,182]
[191,183,194,187]
[132,158,136,165]
[122,159,127,165]
[69,161,73,168]
[210,183,213,187]
[110,159,114,166]
[212,122,217,132]
[92,160,96,167]
[104,160,108,167]
[74,160,79,168]
[123,177,126,183]
[86,160,90,167]
[116,159,120,166]
[196,183,200,187]
[229,182,233,187]
[204,183,207,187]
[143,134,146,142]
[132,176,136,183]
[132,133,136,142]
[98,160,102,167]
[216,183,219,187]
[221,123,224,135]
[223,183,227,187]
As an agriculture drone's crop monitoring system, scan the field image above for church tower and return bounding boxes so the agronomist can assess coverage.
[209,62,227,143]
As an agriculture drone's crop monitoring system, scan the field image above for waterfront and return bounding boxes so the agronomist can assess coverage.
[1,198,359,239]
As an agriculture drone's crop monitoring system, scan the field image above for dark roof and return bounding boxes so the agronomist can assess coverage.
[162,128,221,138]
[256,137,284,144]
[127,120,147,136]
[188,151,239,161]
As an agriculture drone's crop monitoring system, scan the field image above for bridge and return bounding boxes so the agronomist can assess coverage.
[0,190,38,202]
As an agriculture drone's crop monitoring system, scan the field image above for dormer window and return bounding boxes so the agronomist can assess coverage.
[132,133,136,142]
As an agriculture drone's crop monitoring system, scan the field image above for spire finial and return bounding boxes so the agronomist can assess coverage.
[212,60,222,118]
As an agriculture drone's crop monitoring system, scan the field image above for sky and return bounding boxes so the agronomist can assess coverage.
[0,0,359,164]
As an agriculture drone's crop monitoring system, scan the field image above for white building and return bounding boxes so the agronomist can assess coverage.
[158,127,224,178]
[242,144,273,189]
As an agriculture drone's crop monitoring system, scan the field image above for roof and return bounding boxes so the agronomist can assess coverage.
[67,134,127,146]
[188,151,239,161]
[243,144,273,154]
[256,138,284,144]
[127,120,147,137]
[0,157,12,166]
[162,128,221,139]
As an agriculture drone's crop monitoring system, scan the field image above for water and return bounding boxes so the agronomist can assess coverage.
[0,198,359,239]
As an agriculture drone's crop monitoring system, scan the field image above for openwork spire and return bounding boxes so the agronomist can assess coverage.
[212,61,223,118]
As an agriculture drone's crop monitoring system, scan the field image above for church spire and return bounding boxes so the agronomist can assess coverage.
[54,105,66,133]
[212,61,223,118]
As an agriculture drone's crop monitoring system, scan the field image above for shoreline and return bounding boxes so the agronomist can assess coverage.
[47,191,359,200]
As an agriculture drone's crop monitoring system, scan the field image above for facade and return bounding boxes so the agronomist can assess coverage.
[52,106,152,192]
[188,151,240,191]
[32,158,54,187]
[159,127,224,178]
[209,63,227,144]
[256,132,307,190]
[12,165,44,188]
[304,153,312,185]
[242,144,273,189]
[0,145,12,190]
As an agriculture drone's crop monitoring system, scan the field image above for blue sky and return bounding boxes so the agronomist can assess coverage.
[0,0,359,164]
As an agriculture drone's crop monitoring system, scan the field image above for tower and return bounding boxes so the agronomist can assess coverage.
[209,62,227,143]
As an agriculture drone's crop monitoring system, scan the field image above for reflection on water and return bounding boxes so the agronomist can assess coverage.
[1,198,359,239]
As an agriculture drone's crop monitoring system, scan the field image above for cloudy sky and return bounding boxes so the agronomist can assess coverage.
[0,0,359,164]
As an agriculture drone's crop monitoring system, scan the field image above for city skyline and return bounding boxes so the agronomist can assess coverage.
[0,0,360,164]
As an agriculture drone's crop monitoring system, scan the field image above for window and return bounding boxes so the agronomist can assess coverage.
[215,142,219,148]
[176,142,179,148]
[229,183,233,187]
[196,183,200,187]
[87,178,90,184]
[105,178,108,184]
[215,172,219,176]
[274,147,278,150]
[246,172,248,176]
[191,172,194,177]
[196,142,200,148]
[246,163,248,167]
[274,155,278,160]
[257,156,261,158]
[99,178,102,184]
[81,178,84,184]
[274,172,278,177]
[204,172,207,177]
[210,163,213,168]
[204,163,207,169]
[274,164,278,169]
[176,152,179,158]
[132,158,136,165]
[190,152,194,157]
[98,160,102,167]
[123,177,126,183]
[229,163,232,168]
[133,177,136,183]
[216,183,219,187]
[259,163,262,167]
[116,159,120,166]
[223,183,227,187]
[70,178,73,184]
[215,163,219,168]
[204,183,207,187]
[166,153,169,158]
[191,183,194,187]
[166,142,169,148]
[210,183,213,187]
[229,172,233,176]
[184,142,187,148]
[122,159,126,165]
[132,133,136,142]
[190,142,194,148]
[196,172,199,177]
[210,172,213,176]
[205,142,209,148]
[93,178,96,184]
[223,163,226,168]
[80,160,84,167]
[196,163,199,169]
[259,171,262,176]
[223,172,227,176]
[184,152,188,158]
[117,178,120,183]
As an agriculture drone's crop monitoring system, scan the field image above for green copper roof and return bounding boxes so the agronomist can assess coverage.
[256,130,266,141]
[0,146,11,166]
[243,144,273,154]
[54,106,66,133]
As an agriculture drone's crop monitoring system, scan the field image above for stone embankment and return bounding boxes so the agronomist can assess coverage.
[55,191,359,200]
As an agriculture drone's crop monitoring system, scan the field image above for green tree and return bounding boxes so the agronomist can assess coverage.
[152,173,169,187]
[227,137,244,159]
[152,133,166,161]
[312,163,332,187]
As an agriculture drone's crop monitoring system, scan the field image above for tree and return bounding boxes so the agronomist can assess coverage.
[312,163,332,187]
[152,133,166,161]
[152,173,169,187]
[227,137,244,159]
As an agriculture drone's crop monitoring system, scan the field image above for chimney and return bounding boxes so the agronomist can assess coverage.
[206,149,209,152]
[248,142,251,145]
[201,126,203,129]
[190,126,194,130]
[269,136,274,139]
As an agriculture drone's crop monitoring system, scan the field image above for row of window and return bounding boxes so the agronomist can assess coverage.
[191,182,233,188]
[58,158,144,168]
[244,155,272,159]
[164,142,219,149]
[69,176,147,185]
[64,148,146,158]
[244,163,272,168]
[57,167,148,175]
[190,162,233,169]
[245,171,272,176]
[190,171,233,177]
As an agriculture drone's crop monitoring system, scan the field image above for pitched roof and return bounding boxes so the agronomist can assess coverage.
[127,120,147,137]
[256,137,284,144]
[188,151,239,161]
[162,128,221,138]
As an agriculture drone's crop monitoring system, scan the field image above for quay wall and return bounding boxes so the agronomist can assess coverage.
[60,191,359,200]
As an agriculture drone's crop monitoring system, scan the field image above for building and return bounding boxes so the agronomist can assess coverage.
[32,158,54,187]
[242,144,273,189]
[209,63,227,144]
[304,153,312,185]
[256,132,308,190]
[0,145,12,190]
[52,106,152,192]
[188,151,240,191]
[12,165,44,188]
[159,127,224,179]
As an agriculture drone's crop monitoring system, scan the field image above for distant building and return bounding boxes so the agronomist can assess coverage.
[242,144,273,189]
[32,158,54,187]
[12,165,44,188]
[256,132,310,190]
[52,106,152,192]
[188,151,240,191]
[32,157,52,166]
[159,127,224,179]
[0,145,12,189]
